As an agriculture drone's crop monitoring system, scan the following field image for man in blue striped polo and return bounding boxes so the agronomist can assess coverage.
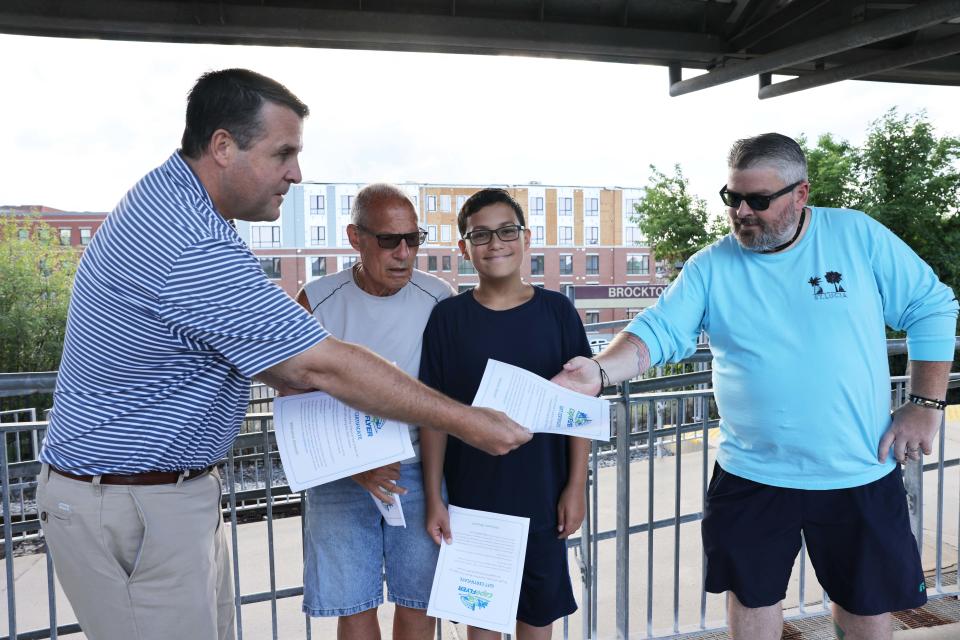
[36,68,530,640]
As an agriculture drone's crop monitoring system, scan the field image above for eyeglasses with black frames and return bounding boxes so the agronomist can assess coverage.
[462,224,525,245]
[355,224,428,249]
[719,181,803,211]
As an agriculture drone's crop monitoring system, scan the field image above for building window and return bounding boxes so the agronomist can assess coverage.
[458,256,476,275]
[428,255,438,272]
[427,195,437,212]
[59,228,72,246]
[585,198,599,217]
[626,254,650,275]
[340,195,354,216]
[559,197,573,217]
[439,195,452,212]
[585,226,599,245]
[251,226,280,248]
[309,226,326,246]
[559,226,573,245]
[585,310,600,325]
[428,225,438,242]
[38,227,50,241]
[625,198,640,216]
[625,308,641,320]
[559,254,573,275]
[442,255,451,271]
[310,257,326,278]
[458,284,475,293]
[409,195,418,211]
[585,254,599,275]
[625,225,645,245]
[259,258,281,279]
[530,254,544,276]
[17,228,28,241]
[310,195,325,215]
[441,225,452,243]
[341,255,359,271]
[530,197,544,216]
[80,228,91,246]
[341,227,351,247]
[456,195,467,212]
[532,226,545,245]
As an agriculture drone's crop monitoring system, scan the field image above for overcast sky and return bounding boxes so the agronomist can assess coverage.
[2,33,958,213]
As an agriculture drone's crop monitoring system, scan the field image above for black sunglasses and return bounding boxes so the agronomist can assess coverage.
[719,181,802,211]
[355,224,428,249]
[462,224,525,245]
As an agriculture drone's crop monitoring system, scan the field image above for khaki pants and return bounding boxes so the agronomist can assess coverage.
[37,464,235,640]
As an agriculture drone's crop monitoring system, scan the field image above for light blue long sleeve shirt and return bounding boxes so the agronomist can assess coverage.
[625,207,958,489]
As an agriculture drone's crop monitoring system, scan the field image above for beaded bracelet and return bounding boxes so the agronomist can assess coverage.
[907,393,947,411]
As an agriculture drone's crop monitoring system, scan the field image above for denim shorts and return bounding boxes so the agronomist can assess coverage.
[302,462,441,617]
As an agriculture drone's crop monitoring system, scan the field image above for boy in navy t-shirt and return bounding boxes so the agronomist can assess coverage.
[420,188,592,639]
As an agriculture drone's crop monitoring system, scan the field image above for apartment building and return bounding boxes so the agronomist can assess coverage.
[238,182,666,325]
[1,205,105,248]
[3,182,667,326]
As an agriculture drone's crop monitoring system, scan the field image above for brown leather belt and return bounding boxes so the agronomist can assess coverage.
[50,464,215,485]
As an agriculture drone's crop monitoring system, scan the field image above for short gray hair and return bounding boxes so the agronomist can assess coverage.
[351,183,416,227]
[727,133,807,184]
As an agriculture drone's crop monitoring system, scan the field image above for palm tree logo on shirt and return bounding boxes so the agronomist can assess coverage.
[810,271,848,300]
[825,271,846,292]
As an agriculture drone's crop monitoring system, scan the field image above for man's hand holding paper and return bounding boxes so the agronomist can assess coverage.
[472,359,610,441]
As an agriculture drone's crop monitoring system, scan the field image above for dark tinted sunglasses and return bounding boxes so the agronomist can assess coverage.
[719,180,802,211]
[355,224,428,249]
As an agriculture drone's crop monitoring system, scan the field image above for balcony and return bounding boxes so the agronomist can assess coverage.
[2,339,959,639]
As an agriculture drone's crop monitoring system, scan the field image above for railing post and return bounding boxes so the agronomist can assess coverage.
[904,457,923,551]
[580,451,594,640]
[2,446,16,640]
[615,383,630,639]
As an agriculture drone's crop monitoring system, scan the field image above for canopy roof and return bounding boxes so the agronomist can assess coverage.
[3,0,960,98]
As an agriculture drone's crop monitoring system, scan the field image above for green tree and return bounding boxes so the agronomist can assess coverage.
[631,164,729,279]
[799,133,859,208]
[0,216,78,388]
[857,109,960,301]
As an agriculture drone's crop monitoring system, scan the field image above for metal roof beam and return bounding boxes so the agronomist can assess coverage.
[669,0,960,96]
[727,0,835,52]
[0,0,726,65]
[758,31,960,98]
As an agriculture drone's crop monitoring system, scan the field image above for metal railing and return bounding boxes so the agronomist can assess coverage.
[2,339,958,639]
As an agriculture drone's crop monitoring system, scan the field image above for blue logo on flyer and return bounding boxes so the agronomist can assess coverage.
[458,578,493,611]
[459,594,491,611]
[354,414,385,440]
[566,408,591,428]
[364,415,385,438]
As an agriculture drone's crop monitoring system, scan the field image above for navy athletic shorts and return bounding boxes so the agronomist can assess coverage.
[701,463,927,616]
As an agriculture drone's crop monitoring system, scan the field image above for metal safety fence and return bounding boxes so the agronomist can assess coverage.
[2,339,958,639]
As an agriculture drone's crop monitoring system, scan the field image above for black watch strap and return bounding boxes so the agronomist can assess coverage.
[908,393,947,411]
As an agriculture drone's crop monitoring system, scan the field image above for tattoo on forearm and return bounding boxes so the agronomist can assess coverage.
[625,334,650,376]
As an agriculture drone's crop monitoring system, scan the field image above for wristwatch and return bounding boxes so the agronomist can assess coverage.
[907,394,947,411]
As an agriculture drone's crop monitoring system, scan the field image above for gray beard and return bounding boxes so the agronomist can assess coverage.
[733,207,800,252]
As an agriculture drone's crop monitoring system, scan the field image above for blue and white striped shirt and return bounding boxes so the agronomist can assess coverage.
[41,152,328,475]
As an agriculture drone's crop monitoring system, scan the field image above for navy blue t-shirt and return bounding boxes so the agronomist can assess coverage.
[419,286,592,533]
